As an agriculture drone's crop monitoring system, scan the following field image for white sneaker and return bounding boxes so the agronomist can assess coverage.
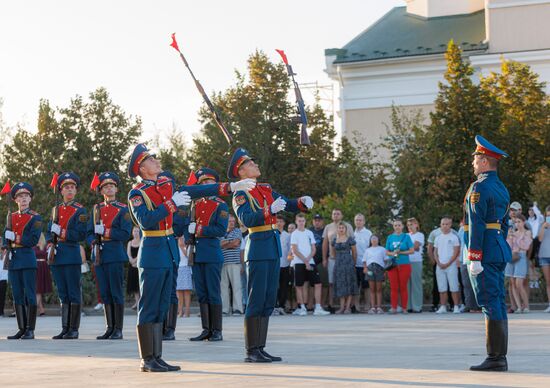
[544,305,550,313]
[522,307,530,313]
[292,308,302,316]
[298,307,308,316]
[396,306,403,313]
[453,305,461,314]
[458,304,466,313]
[93,303,103,311]
[436,306,447,314]
[313,306,330,316]
[278,307,286,315]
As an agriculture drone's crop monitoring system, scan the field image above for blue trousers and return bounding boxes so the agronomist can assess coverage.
[138,266,172,324]
[170,262,178,305]
[9,269,37,305]
[245,259,279,317]
[95,262,125,305]
[51,264,81,304]
[192,262,222,305]
[469,262,507,321]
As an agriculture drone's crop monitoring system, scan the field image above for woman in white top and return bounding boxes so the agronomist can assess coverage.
[362,235,386,314]
[176,237,193,318]
[406,218,425,313]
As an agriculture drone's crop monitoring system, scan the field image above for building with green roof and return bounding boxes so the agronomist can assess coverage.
[325,0,550,157]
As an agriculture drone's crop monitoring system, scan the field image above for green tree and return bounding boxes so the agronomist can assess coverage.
[480,60,550,204]
[152,126,191,184]
[187,51,338,199]
[1,88,142,225]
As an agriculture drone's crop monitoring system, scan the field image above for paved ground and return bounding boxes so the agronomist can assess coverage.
[1,311,549,387]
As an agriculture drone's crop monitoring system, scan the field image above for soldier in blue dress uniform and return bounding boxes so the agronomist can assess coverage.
[464,135,512,372]
[3,182,42,340]
[157,170,182,341]
[127,144,254,372]
[187,168,229,342]
[47,172,88,340]
[228,148,314,363]
[87,172,133,340]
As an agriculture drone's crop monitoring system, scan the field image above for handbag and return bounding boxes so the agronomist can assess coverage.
[384,234,407,271]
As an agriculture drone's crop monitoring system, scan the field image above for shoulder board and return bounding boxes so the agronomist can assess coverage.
[28,210,39,216]
[133,182,146,190]
[157,176,171,184]
[257,183,271,189]
[476,174,489,184]
[214,197,225,204]
[73,202,84,208]
[115,201,128,208]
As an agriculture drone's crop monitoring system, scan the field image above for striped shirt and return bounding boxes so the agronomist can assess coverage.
[221,228,242,264]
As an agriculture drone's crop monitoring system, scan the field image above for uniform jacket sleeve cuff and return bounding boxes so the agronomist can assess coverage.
[218,183,230,196]
[164,200,177,214]
[467,249,483,261]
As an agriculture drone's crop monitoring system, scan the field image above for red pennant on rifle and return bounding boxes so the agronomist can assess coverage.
[90,172,100,191]
[275,49,289,65]
[186,170,197,186]
[170,33,180,52]
[49,173,59,191]
[0,180,11,195]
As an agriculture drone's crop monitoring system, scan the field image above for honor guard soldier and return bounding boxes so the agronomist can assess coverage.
[3,182,42,340]
[47,172,88,340]
[157,170,182,341]
[127,144,254,372]
[464,135,512,372]
[87,172,132,340]
[187,168,229,342]
[228,148,314,363]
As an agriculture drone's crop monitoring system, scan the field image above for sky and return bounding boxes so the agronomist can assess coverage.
[0,0,404,143]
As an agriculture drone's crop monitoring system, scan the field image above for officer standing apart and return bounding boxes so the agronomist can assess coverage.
[228,148,313,363]
[4,182,42,340]
[47,172,88,340]
[187,168,229,342]
[127,144,254,372]
[465,135,512,372]
[87,172,132,340]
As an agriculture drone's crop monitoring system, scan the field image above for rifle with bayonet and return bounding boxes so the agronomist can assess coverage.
[1,180,12,270]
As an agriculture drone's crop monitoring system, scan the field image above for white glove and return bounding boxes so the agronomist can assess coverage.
[4,231,15,241]
[94,224,105,235]
[469,261,484,276]
[171,191,191,207]
[51,223,62,236]
[301,196,314,209]
[188,222,197,234]
[47,246,56,257]
[270,197,287,214]
[230,178,256,192]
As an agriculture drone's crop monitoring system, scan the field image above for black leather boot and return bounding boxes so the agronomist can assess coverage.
[97,304,114,340]
[209,304,223,341]
[244,316,271,363]
[21,305,37,339]
[137,323,167,372]
[163,303,178,341]
[154,322,180,371]
[189,303,211,341]
[109,304,124,340]
[470,319,508,372]
[63,303,81,339]
[52,304,70,339]
[259,316,281,361]
[7,304,26,339]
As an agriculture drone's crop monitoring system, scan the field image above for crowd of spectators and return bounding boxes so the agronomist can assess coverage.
[2,202,550,318]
